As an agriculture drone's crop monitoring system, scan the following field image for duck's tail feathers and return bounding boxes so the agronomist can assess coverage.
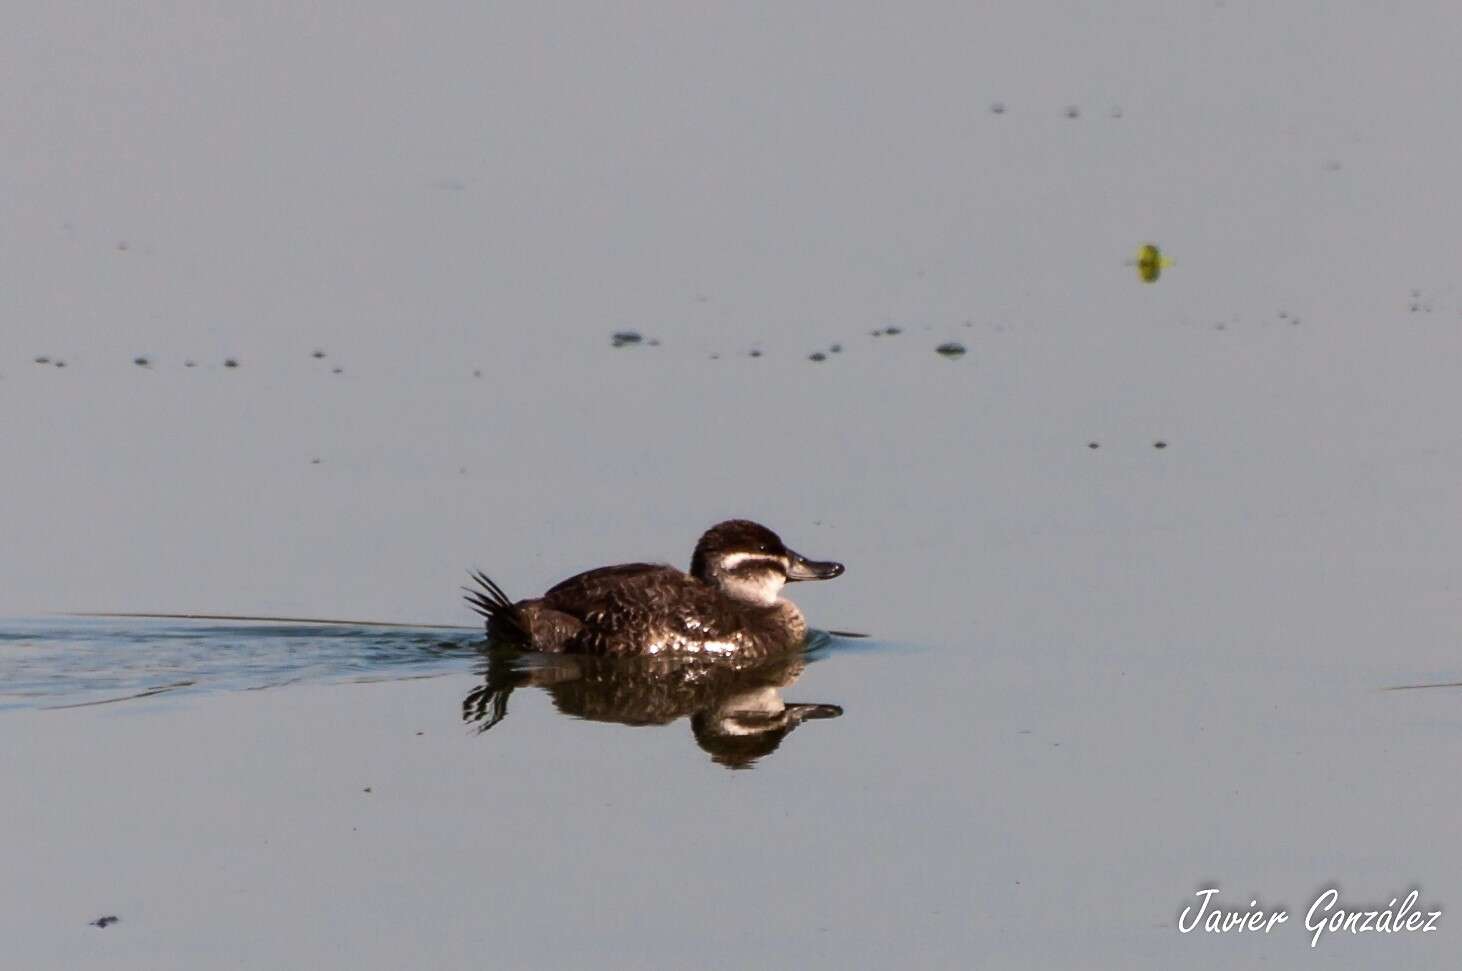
[463,570,531,645]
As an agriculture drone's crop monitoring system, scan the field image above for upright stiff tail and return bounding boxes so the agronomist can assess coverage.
[463,570,531,645]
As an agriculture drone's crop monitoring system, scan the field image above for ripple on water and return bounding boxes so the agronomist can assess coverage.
[0,618,482,711]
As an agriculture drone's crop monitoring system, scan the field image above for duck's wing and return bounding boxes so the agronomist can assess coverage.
[541,563,683,609]
[540,565,730,654]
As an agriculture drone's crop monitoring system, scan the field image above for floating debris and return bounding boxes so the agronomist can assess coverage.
[748,349,762,358]
[223,358,239,368]
[1153,441,1168,450]
[90,916,119,929]
[332,367,343,374]
[808,352,827,362]
[935,342,966,358]
[311,458,321,465]
[54,360,66,368]
[1134,243,1172,283]
[829,343,842,353]
[1109,105,1124,119]
[33,355,50,365]
[116,241,129,252]
[647,338,661,347]
[1087,442,1100,449]
[883,325,902,336]
[1064,105,1081,119]
[709,353,720,360]
[610,330,643,347]
[990,101,1007,115]
[311,349,326,359]
[184,359,196,368]
[133,356,150,367]
[472,369,482,378]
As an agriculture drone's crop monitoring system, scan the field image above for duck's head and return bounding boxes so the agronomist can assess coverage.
[689,519,844,605]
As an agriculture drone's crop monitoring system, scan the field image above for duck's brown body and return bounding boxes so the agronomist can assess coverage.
[510,563,806,656]
[466,521,841,658]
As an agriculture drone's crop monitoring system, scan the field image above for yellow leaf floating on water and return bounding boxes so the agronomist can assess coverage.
[1134,243,1173,283]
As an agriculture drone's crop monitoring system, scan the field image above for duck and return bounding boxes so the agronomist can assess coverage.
[465,519,844,656]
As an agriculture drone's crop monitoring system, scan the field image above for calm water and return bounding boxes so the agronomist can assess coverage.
[8,3,1462,966]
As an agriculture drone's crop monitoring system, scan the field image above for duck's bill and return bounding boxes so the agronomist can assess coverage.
[784,552,845,581]
[786,703,844,722]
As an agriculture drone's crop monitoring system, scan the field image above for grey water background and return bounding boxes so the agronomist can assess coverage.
[6,2,1462,967]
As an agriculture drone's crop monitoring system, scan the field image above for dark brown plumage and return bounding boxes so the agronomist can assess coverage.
[465,520,843,657]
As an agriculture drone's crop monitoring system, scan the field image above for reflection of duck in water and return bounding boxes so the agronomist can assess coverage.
[465,520,844,658]
[463,647,842,769]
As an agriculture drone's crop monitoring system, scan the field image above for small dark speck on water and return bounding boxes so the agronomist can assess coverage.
[1087,442,1100,449]
[709,353,720,360]
[362,787,372,794]
[1064,105,1081,119]
[311,458,321,465]
[224,358,239,368]
[116,241,129,252]
[332,367,343,374]
[184,360,196,367]
[808,352,827,362]
[1110,105,1124,118]
[1154,441,1168,449]
[990,101,1006,115]
[935,342,966,358]
[611,330,643,348]
[312,349,326,359]
[90,916,119,929]
[133,356,150,367]
[749,349,762,358]
[883,326,902,336]
[647,338,661,346]
[472,369,482,378]
[829,343,842,353]
[54,360,66,368]
[34,355,51,364]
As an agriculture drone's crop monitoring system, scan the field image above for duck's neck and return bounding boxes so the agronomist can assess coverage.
[775,599,808,643]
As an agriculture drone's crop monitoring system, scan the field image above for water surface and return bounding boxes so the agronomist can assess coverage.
[0,618,480,711]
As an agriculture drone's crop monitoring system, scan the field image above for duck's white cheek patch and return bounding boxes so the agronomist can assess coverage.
[723,572,785,606]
